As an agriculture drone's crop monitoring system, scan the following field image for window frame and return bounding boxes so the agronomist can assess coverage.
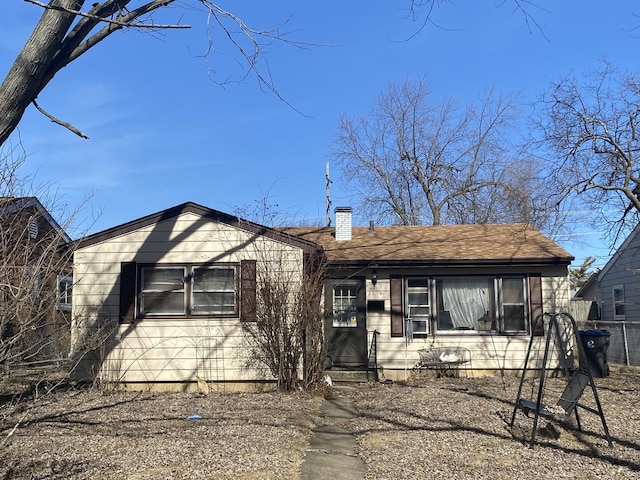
[613,284,625,320]
[406,277,431,335]
[138,263,239,319]
[404,275,530,336]
[498,277,528,333]
[191,266,237,315]
[56,275,73,311]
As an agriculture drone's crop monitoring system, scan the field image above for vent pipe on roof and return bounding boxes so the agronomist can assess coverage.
[369,220,374,232]
[334,207,352,241]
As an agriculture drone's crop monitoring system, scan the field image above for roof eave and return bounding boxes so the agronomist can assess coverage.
[76,202,320,252]
[325,257,573,269]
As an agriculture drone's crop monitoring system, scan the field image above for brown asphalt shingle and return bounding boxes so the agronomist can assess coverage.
[282,223,573,265]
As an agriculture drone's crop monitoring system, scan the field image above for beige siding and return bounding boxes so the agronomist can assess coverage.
[72,212,304,384]
[99,321,270,384]
[365,272,572,380]
[542,273,572,314]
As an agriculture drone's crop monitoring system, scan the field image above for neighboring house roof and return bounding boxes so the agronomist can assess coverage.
[76,201,320,252]
[282,223,574,267]
[574,269,601,299]
[0,196,72,243]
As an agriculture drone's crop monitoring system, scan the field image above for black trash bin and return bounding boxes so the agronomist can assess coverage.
[578,329,611,378]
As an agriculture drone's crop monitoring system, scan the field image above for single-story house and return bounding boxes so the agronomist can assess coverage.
[284,207,574,379]
[70,202,319,387]
[70,202,574,388]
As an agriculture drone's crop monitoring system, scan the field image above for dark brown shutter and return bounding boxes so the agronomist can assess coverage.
[390,276,404,337]
[240,260,257,322]
[529,275,544,336]
[119,262,137,324]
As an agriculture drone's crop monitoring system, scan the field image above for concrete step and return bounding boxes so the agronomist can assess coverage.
[324,368,376,384]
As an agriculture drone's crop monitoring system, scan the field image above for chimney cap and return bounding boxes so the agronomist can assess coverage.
[334,206,352,213]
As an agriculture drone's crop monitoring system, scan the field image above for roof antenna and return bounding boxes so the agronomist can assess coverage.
[326,162,332,227]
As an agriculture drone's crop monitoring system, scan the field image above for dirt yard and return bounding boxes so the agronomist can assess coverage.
[350,365,640,479]
[1,366,638,479]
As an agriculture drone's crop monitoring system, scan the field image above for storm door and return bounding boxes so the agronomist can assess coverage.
[325,279,367,366]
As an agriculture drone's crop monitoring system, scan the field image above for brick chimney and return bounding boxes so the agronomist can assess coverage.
[334,207,352,241]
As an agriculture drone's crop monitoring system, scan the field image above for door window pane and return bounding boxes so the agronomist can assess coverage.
[333,285,358,327]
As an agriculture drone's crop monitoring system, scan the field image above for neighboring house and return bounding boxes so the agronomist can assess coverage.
[575,223,640,322]
[285,207,574,379]
[573,224,640,366]
[71,202,574,388]
[70,202,318,386]
[0,197,73,365]
[571,271,602,321]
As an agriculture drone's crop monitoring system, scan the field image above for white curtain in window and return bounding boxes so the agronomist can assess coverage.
[441,279,489,329]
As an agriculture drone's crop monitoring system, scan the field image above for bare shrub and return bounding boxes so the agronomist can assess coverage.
[243,248,327,392]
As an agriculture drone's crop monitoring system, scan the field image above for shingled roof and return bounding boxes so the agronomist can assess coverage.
[281,223,573,267]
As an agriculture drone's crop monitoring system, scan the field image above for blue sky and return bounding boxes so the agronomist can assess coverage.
[1,1,638,269]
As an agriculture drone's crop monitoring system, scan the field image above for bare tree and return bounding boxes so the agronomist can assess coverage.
[0,148,73,374]
[0,0,548,151]
[538,62,640,244]
[234,199,327,392]
[0,1,549,149]
[0,0,306,146]
[331,78,558,230]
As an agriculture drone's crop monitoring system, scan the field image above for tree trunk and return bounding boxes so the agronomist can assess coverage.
[0,1,83,146]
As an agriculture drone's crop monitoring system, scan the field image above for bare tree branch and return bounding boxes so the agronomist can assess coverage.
[32,99,89,139]
[0,0,550,147]
[403,0,548,41]
[25,0,189,30]
[332,78,561,231]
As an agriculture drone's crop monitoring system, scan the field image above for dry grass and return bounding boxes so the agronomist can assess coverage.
[1,365,639,479]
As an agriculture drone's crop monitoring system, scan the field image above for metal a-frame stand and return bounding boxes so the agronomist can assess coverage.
[509,312,613,449]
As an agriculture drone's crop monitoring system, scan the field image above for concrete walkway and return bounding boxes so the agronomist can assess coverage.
[300,387,365,480]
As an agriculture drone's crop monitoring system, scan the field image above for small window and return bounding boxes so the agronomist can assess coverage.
[192,267,236,314]
[400,275,532,336]
[613,285,625,319]
[23,266,42,304]
[141,267,186,315]
[437,277,495,331]
[57,276,73,311]
[407,278,430,334]
[501,278,527,331]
